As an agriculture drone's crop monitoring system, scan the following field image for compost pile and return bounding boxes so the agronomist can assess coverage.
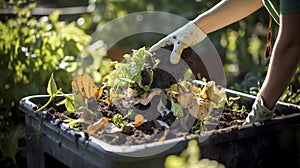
[37,48,252,145]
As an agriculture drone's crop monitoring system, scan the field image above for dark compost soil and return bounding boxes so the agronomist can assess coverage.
[34,96,250,146]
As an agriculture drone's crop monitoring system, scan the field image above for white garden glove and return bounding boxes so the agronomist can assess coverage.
[149,21,207,64]
[244,94,276,124]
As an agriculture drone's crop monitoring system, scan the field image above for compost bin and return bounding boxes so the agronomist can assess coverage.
[19,87,300,168]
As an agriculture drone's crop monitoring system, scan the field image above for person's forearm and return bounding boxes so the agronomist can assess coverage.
[193,0,263,34]
[259,13,300,109]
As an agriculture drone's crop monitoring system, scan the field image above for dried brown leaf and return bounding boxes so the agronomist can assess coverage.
[176,81,226,120]
[72,74,103,100]
[176,84,196,108]
[200,81,226,105]
[134,114,145,127]
[159,129,169,142]
[104,98,112,106]
[193,99,211,120]
[94,87,103,100]
[87,117,110,135]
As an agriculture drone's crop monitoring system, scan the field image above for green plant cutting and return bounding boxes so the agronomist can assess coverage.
[36,73,75,112]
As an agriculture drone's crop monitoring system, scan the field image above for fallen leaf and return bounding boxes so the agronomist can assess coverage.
[190,82,201,93]
[159,128,169,142]
[94,87,103,100]
[190,99,211,120]
[104,98,112,106]
[87,117,110,135]
[134,114,145,127]
[176,81,226,120]
[72,74,103,100]
[176,84,196,108]
[200,81,225,102]
[126,88,138,99]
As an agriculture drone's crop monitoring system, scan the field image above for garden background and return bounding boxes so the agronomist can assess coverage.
[0,0,299,167]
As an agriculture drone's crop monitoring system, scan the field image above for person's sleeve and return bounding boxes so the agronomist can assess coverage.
[280,0,300,14]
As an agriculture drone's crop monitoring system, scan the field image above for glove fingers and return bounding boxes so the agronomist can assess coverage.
[243,111,255,125]
[170,42,186,64]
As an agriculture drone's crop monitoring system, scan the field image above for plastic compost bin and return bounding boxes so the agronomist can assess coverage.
[19,88,300,168]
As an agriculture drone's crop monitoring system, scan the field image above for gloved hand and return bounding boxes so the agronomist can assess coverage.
[149,21,207,64]
[244,94,276,124]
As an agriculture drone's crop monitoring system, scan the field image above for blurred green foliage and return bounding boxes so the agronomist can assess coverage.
[86,0,299,104]
[0,2,93,166]
[86,0,269,81]
[164,140,225,168]
[87,0,220,49]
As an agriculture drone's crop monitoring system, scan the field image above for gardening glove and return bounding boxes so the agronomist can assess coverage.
[244,94,275,124]
[149,21,207,64]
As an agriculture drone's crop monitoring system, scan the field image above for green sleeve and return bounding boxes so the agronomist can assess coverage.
[280,0,300,14]
[262,0,280,25]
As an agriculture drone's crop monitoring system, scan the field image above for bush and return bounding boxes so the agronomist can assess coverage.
[0,3,95,166]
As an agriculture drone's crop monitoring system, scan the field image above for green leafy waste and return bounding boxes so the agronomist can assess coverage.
[37,73,75,112]
[112,113,133,132]
[109,47,160,98]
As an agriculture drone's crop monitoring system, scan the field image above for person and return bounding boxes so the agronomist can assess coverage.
[149,0,300,123]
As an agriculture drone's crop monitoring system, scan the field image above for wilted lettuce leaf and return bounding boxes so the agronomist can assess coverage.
[109,47,159,96]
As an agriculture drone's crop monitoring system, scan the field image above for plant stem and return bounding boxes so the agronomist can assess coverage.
[36,96,54,112]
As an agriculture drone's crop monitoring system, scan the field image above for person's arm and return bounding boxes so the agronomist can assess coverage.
[260,13,300,109]
[149,0,263,64]
[193,0,263,34]
[244,12,300,123]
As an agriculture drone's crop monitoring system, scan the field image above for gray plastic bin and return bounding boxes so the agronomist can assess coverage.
[19,89,300,168]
